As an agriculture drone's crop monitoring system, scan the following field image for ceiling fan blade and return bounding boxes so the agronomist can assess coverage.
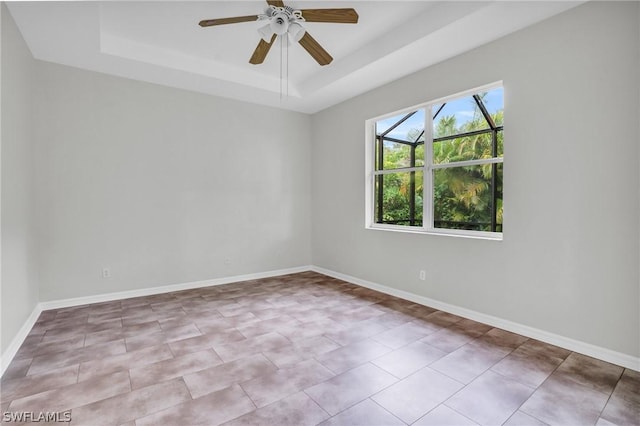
[300,8,359,24]
[266,0,285,7]
[199,15,259,27]
[249,34,277,65]
[298,32,333,66]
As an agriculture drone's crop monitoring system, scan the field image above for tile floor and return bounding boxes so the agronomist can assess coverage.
[1,272,638,425]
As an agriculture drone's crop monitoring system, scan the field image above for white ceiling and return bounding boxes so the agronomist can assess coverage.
[7,1,583,113]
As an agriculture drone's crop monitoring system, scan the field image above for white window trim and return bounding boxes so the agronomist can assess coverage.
[365,82,504,241]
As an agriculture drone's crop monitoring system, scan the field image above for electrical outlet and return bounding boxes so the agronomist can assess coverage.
[419,270,426,281]
[102,268,111,278]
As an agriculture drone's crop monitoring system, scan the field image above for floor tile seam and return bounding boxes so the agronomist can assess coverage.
[129,356,223,391]
[313,354,367,376]
[438,402,482,426]
[316,366,400,418]
[369,330,425,349]
[445,367,537,425]
[505,348,567,367]
[8,372,130,413]
[258,356,335,385]
[488,364,547,390]
[311,355,336,375]
[306,394,333,422]
[367,397,410,425]
[516,355,589,425]
[385,334,446,358]
[509,336,532,352]
[258,351,281,372]
[85,343,173,379]
[11,350,36,363]
[315,330,345,348]
[38,334,99,349]
[181,375,201,400]
[594,385,616,424]
[29,353,92,378]
[465,336,521,356]
[189,321,206,340]
[517,398,550,424]
[74,377,193,425]
[326,332,395,352]
[503,410,547,426]
[236,382,258,412]
[126,369,133,397]
[202,345,226,368]
[515,402,554,426]
[428,356,490,387]
[415,365,469,404]
[369,359,405,381]
[14,359,35,382]
[272,330,296,348]
[363,342,428,377]
[363,361,409,392]
[10,364,80,398]
[74,363,80,386]
[239,383,310,411]
[301,387,360,420]
[552,354,620,398]
[305,360,391,394]
[236,327,265,340]
[611,385,640,405]
[469,337,520,363]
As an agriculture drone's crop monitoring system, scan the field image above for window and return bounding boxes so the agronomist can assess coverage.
[366,83,504,238]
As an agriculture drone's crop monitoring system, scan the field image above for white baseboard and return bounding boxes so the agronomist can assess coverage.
[0,304,42,376]
[39,265,312,310]
[311,266,640,372]
[3,264,638,377]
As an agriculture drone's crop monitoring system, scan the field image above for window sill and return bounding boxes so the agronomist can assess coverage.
[366,224,503,241]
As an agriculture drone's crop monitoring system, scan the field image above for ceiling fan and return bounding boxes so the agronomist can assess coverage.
[199,0,358,66]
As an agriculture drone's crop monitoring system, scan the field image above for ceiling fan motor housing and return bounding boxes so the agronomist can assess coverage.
[270,12,289,35]
[258,5,306,41]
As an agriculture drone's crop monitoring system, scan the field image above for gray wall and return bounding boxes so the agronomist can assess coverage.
[311,2,640,358]
[1,4,39,352]
[34,62,312,301]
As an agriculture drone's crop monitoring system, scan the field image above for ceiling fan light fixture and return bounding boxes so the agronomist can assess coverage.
[288,22,305,42]
[258,24,274,42]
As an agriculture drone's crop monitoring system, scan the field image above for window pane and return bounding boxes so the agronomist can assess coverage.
[375,110,425,171]
[375,171,424,227]
[433,131,497,165]
[433,163,503,232]
[376,140,424,170]
[433,96,488,138]
[433,87,504,138]
[376,110,424,140]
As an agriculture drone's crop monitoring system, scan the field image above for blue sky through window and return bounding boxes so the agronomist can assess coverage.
[434,87,503,135]
[376,87,503,141]
[376,110,424,141]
